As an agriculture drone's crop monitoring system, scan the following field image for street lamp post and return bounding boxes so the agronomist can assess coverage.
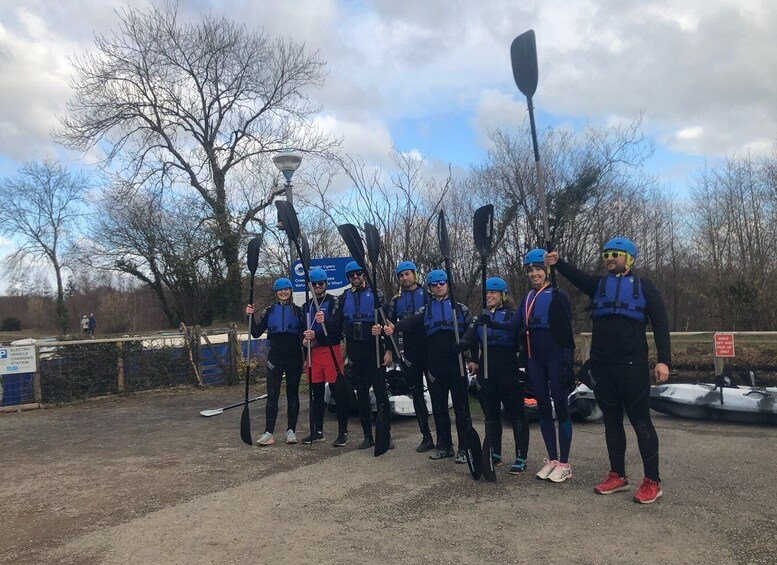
[273,150,303,267]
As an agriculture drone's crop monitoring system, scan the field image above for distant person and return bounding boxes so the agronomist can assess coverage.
[81,315,90,336]
[88,313,96,337]
[545,237,671,504]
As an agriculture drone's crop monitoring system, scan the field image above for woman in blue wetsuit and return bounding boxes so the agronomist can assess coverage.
[519,249,575,483]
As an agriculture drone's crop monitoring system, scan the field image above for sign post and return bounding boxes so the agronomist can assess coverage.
[713,333,735,378]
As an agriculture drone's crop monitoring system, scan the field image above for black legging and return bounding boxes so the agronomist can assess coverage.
[405,355,432,439]
[480,357,529,461]
[592,361,660,481]
[428,366,470,451]
[265,356,302,433]
[349,352,389,440]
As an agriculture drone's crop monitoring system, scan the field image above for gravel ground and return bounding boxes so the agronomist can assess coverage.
[1,385,776,565]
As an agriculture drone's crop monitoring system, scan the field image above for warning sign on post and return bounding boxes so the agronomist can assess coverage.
[714,333,735,358]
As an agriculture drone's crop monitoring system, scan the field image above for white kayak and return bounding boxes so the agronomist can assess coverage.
[650,383,777,425]
[324,364,452,417]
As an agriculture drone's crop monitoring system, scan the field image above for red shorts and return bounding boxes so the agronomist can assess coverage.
[308,344,343,384]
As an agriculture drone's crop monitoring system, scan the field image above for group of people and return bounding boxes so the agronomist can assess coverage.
[245,236,671,505]
[80,313,96,337]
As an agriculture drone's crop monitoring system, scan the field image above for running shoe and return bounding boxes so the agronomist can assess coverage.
[301,431,324,445]
[358,437,375,449]
[594,471,630,495]
[633,477,663,504]
[535,459,559,480]
[416,436,435,453]
[509,458,527,475]
[548,462,573,483]
[256,431,275,446]
[429,447,454,460]
[286,429,297,444]
[492,452,503,467]
[454,449,467,464]
[332,432,348,447]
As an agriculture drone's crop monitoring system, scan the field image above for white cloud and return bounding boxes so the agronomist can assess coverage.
[2,0,777,177]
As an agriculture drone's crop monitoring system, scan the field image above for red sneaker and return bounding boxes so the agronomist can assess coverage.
[594,471,630,495]
[633,477,663,504]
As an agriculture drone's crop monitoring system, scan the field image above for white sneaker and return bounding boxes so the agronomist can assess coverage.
[257,432,274,446]
[286,429,297,444]
[548,462,573,483]
[535,459,558,480]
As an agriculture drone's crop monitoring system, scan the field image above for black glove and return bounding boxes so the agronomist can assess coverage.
[475,313,494,327]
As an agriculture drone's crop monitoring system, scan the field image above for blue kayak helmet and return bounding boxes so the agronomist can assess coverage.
[273,277,293,291]
[523,248,546,267]
[485,277,508,292]
[603,237,637,266]
[309,268,327,283]
[426,269,448,285]
[485,276,508,303]
[395,260,417,277]
[345,261,362,276]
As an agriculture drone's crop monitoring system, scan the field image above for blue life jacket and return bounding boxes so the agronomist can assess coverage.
[423,299,466,337]
[267,303,300,336]
[305,294,334,333]
[522,286,553,330]
[393,287,428,319]
[591,275,647,323]
[476,308,516,347]
[343,287,377,326]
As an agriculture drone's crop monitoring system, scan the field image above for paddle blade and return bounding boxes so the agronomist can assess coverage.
[275,200,302,244]
[481,434,497,482]
[337,223,366,266]
[374,409,391,457]
[247,236,262,276]
[510,30,538,98]
[473,204,494,259]
[464,426,483,480]
[364,223,380,265]
[300,235,311,271]
[240,405,253,445]
[200,408,224,417]
[549,296,576,349]
[437,210,451,260]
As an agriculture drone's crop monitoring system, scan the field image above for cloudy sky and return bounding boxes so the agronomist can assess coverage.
[0,0,776,287]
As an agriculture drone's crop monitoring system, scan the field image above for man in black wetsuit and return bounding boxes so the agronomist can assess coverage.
[546,237,670,504]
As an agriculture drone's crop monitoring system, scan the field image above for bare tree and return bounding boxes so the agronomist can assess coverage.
[0,160,88,333]
[56,2,337,321]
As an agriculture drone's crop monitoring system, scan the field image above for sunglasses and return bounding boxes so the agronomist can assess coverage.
[428,281,447,288]
[348,271,364,278]
[602,251,627,259]
[311,281,326,287]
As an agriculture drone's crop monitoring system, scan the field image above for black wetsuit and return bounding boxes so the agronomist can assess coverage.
[555,260,671,481]
[325,285,390,442]
[388,286,432,442]
[250,301,304,434]
[461,306,529,463]
[394,297,474,452]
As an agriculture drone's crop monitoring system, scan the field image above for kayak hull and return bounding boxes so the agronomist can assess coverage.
[650,384,777,425]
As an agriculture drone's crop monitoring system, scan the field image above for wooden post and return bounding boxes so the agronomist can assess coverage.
[117,341,125,392]
[227,323,238,385]
[194,325,203,386]
[33,345,42,403]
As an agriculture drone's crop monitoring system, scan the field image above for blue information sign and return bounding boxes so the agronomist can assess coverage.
[290,257,353,294]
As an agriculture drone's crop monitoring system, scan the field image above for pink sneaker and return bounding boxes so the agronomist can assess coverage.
[535,459,558,480]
